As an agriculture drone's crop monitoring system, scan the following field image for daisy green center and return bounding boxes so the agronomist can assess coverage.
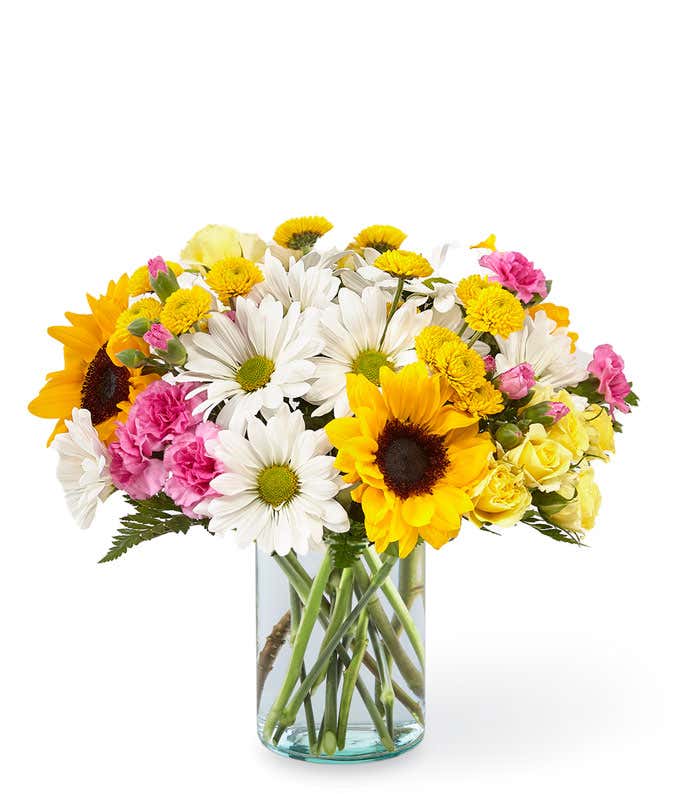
[236,355,275,392]
[352,349,393,385]
[257,464,299,507]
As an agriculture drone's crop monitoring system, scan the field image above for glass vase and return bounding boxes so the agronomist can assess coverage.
[256,545,425,763]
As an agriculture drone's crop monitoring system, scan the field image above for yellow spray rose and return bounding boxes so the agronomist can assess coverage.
[471,461,532,527]
[551,467,601,532]
[583,404,615,459]
[524,386,590,463]
[504,423,572,492]
[181,225,266,267]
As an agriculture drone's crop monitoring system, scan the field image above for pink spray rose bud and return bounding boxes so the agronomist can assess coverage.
[223,309,237,322]
[147,256,169,278]
[143,322,173,352]
[498,363,536,399]
[479,250,548,304]
[483,355,496,373]
[546,401,570,422]
[587,343,631,414]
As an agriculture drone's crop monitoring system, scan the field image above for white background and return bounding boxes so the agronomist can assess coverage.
[1,2,678,792]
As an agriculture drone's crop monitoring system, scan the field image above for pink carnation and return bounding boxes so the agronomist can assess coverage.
[479,250,547,304]
[143,323,173,351]
[110,424,166,500]
[123,380,203,456]
[148,256,168,278]
[164,423,225,518]
[483,355,496,374]
[498,363,536,399]
[587,344,631,414]
[547,401,570,422]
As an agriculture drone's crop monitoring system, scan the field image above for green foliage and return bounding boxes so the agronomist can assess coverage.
[625,387,639,407]
[98,493,206,563]
[568,375,604,403]
[325,520,368,569]
[521,509,584,545]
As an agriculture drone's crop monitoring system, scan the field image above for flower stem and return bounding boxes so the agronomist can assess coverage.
[379,276,405,346]
[363,546,425,670]
[272,554,424,724]
[263,548,333,744]
[321,649,339,755]
[353,559,425,699]
[278,556,398,730]
[366,619,395,737]
[313,567,354,690]
[336,608,369,751]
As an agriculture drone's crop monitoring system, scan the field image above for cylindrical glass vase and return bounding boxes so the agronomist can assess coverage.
[256,545,425,763]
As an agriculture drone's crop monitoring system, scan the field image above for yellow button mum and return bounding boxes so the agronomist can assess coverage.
[205,257,264,303]
[325,362,493,557]
[273,216,333,251]
[160,286,213,335]
[465,282,525,337]
[373,250,433,279]
[416,326,487,393]
[107,296,162,359]
[351,224,407,253]
[456,274,490,306]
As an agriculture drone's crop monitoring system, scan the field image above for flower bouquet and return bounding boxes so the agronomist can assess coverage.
[30,218,637,762]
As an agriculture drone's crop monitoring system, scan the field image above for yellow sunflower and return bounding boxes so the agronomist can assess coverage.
[326,363,494,557]
[28,275,158,445]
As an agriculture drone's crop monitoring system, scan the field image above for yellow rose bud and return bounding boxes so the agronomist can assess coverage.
[523,386,590,463]
[551,468,601,532]
[504,423,572,492]
[471,462,532,527]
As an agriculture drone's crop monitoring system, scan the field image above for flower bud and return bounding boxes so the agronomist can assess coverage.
[163,337,187,366]
[143,322,173,352]
[495,423,524,450]
[115,348,146,368]
[127,317,152,337]
[150,269,180,302]
[497,362,535,399]
[147,256,168,278]
[522,400,570,427]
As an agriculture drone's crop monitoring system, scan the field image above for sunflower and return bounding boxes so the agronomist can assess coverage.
[326,363,494,557]
[350,225,407,253]
[273,216,333,252]
[29,275,158,445]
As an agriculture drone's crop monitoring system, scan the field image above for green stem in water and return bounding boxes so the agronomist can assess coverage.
[289,587,317,753]
[366,619,395,737]
[321,649,339,755]
[263,548,333,743]
[336,608,370,751]
[278,556,398,730]
[313,567,354,690]
[272,554,424,724]
[379,276,405,346]
[353,559,425,699]
[364,546,426,670]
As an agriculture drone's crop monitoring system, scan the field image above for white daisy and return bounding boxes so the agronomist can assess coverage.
[197,405,349,555]
[178,295,322,432]
[53,408,114,529]
[305,286,432,417]
[249,250,340,312]
[495,310,590,388]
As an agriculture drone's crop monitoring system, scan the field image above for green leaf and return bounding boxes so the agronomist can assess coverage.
[98,493,206,563]
[325,520,368,569]
[625,387,639,407]
[521,509,584,546]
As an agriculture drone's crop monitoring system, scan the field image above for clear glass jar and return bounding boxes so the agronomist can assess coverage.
[256,545,425,763]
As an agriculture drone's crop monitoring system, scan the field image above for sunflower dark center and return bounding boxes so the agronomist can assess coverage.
[80,345,131,426]
[375,419,448,499]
